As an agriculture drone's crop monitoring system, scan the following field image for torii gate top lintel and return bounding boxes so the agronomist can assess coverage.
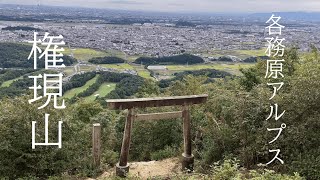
[106,94,208,110]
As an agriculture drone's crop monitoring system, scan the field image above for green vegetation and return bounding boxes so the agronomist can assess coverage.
[0,77,33,98]
[0,69,57,99]
[83,83,116,102]
[201,49,266,59]
[235,49,266,56]
[69,72,144,103]
[101,63,134,70]
[88,56,126,64]
[0,69,34,87]
[107,159,302,179]
[103,72,144,99]
[166,63,254,75]
[134,54,204,65]
[0,43,76,68]
[167,63,253,71]
[78,65,96,72]
[137,69,152,79]
[63,72,97,95]
[63,66,75,76]
[159,69,232,88]
[0,76,24,87]
[0,47,319,180]
[63,47,108,61]
[63,74,98,99]
[126,55,141,62]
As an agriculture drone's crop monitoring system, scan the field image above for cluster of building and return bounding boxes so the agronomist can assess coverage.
[1,20,319,59]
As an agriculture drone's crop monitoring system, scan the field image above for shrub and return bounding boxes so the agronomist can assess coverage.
[150,146,178,161]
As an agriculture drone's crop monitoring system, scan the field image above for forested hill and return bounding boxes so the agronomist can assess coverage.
[0,43,76,68]
[159,69,232,88]
[134,54,204,65]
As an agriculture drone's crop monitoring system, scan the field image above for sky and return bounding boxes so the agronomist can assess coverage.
[1,0,320,13]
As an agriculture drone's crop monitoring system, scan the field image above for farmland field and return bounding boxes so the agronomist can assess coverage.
[235,49,266,57]
[166,63,255,75]
[101,63,134,70]
[137,69,152,79]
[63,48,108,61]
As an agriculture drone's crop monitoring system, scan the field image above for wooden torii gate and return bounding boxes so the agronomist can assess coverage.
[106,94,208,177]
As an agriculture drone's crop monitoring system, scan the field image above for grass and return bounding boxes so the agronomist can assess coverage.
[65,61,152,79]
[235,49,266,57]
[162,63,255,76]
[64,47,108,61]
[137,69,152,79]
[63,75,99,99]
[79,65,96,72]
[104,49,126,59]
[1,76,24,87]
[83,83,116,102]
[63,67,75,76]
[64,47,140,62]
[127,55,141,62]
[166,63,254,72]
[101,63,134,70]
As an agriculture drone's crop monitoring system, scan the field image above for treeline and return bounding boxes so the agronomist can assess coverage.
[104,74,144,99]
[0,43,76,68]
[0,69,56,99]
[2,26,41,31]
[109,19,152,25]
[159,69,232,88]
[62,72,96,94]
[209,56,269,63]
[0,69,34,86]
[88,56,125,64]
[175,20,196,27]
[0,77,33,98]
[210,56,234,62]
[242,56,269,62]
[134,54,204,65]
[0,15,42,22]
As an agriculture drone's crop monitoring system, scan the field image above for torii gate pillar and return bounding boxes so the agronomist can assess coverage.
[106,94,208,177]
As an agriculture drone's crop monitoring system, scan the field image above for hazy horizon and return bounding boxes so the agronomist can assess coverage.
[1,0,320,14]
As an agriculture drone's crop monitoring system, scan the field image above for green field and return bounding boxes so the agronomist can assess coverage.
[166,63,254,75]
[137,69,152,79]
[78,65,96,72]
[1,76,24,87]
[63,67,75,76]
[64,48,108,61]
[63,75,99,99]
[63,47,140,62]
[101,63,134,70]
[83,83,116,102]
[127,55,141,62]
[103,50,141,62]
[104,49,126,59]
[235,49,266,57]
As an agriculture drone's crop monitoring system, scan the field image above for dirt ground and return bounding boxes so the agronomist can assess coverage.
[97,158,182,179]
